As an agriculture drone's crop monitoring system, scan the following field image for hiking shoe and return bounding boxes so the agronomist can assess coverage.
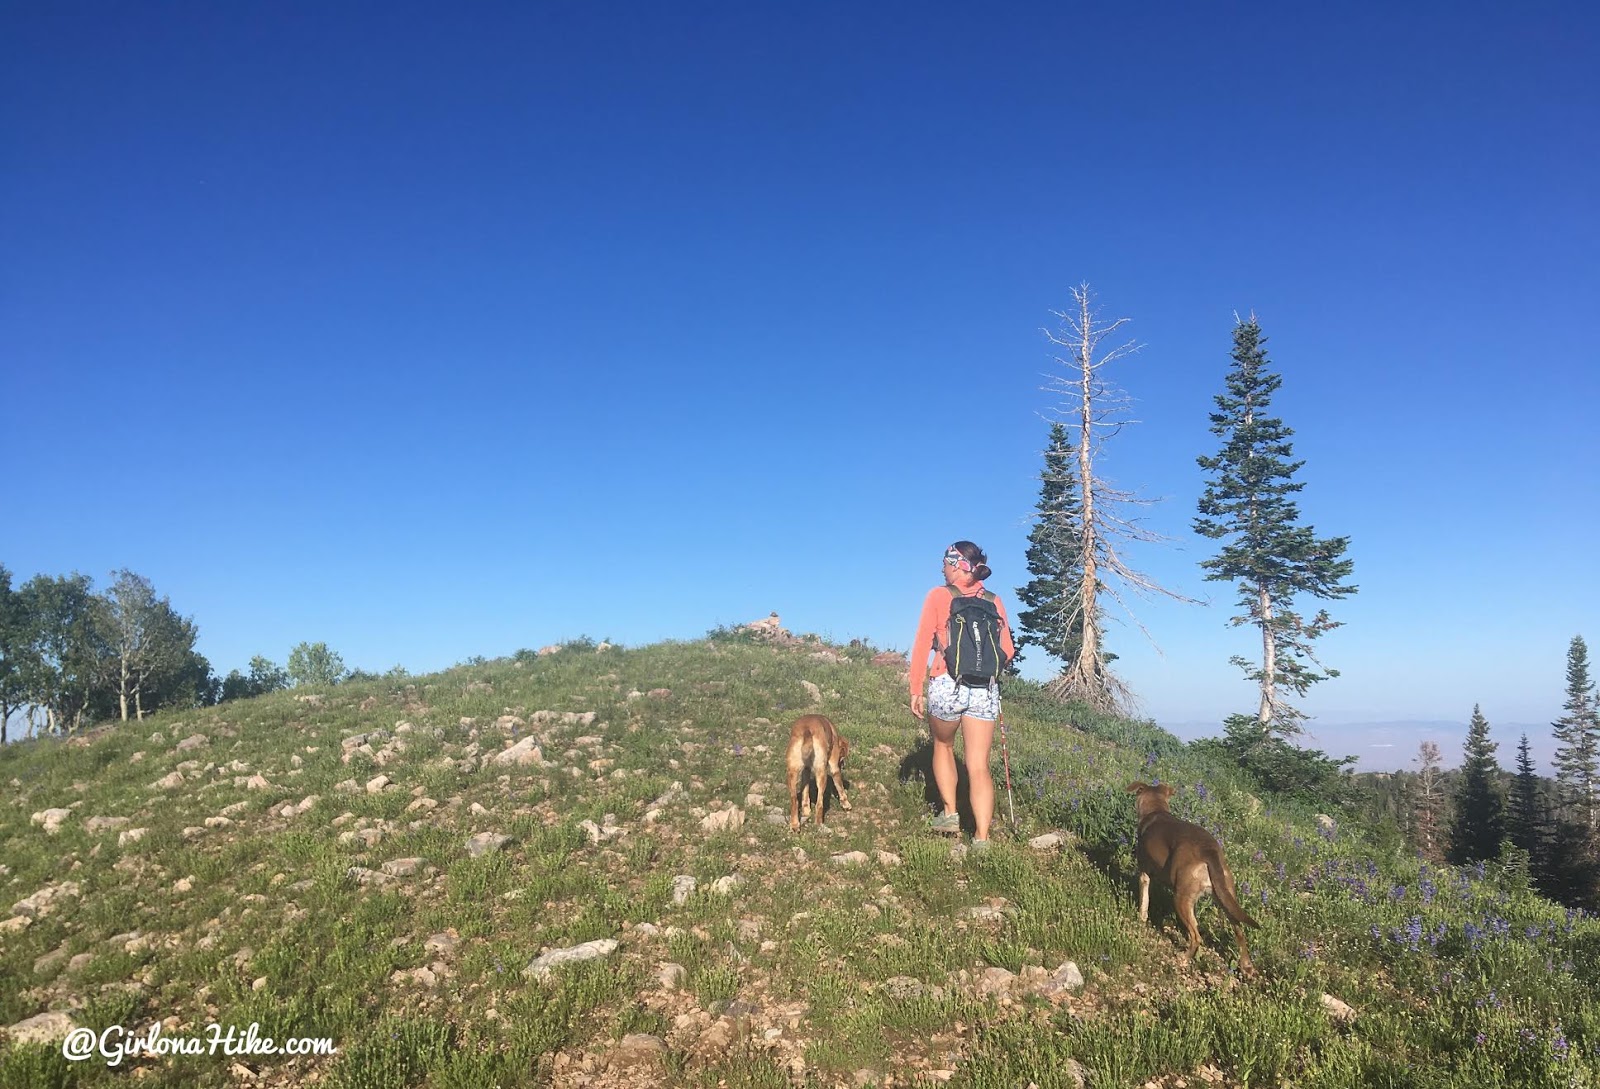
[928,812,960,834]
[969,838,992,855]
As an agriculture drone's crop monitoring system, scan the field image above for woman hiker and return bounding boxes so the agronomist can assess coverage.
[909,541,1016,851]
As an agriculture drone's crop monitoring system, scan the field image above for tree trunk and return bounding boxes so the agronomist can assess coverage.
[1257,580,1276,724]
[1075,353,1100,676]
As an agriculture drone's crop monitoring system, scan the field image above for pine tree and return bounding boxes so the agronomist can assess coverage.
[1446,705,1505,864]
[1195,317,1357,737]
[1551,635,1599,831]
[1016,422,1110,672]
[1507,733,1548,863]
[1412,740,1446,862]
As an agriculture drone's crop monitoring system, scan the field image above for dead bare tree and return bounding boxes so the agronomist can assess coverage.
[1412,740,1446,861]
[1039,283,1196,712]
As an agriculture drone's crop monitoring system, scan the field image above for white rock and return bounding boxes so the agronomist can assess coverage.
[671,875,697,905]
[31,808,72,834]
[831,851,870,866]
[492,737,544,767]
[1320,993,1357,1023]
[153,771,186,790]
[700,807,746,834]
[523,938,618,980]
[118,828,148,848]
[1041,961,1084,994]
[6,1011,78,1046]
[175,733,209,752]
[1028,832,1068,850]
[466,832,510,858]
[381,858,430,878]
[12,882,81,919]
[709,875,744,896]
[365,775,391,794]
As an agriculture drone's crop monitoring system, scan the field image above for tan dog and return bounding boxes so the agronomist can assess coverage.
[787,714,851,831]
[1126,781,1258,973]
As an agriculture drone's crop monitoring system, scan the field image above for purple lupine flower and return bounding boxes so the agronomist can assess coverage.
[1275,862,1287,881]
[1419,879,1437,905]
[1474,1033,1486,1046]
[1195,781,1209,801]
[1390,885,1407,902]
[1553,1031,1569,1059]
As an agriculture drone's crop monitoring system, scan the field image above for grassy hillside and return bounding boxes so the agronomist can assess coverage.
[2,634,1597,1088]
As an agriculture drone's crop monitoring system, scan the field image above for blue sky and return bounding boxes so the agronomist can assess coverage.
[4,3,1596,764]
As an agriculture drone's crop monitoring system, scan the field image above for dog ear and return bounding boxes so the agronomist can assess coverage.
[1125,781,1147,795]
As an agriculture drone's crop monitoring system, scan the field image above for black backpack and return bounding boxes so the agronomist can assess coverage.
[943,588,1008,686]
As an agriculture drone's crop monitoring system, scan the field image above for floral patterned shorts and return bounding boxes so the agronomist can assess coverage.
[926,673,1001,723]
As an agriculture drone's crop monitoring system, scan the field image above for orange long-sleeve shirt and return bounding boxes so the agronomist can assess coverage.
[910,584,1016,700]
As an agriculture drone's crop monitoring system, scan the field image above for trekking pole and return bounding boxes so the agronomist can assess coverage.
[998,705,1017,832]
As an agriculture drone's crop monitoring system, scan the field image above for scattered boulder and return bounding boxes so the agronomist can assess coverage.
[424,931,460,956]
[365,775,391,794]
[671,875,698,905]
[701,807,745,834]
[492,738,544,767]
[118,828,149,848]
[976,967,1016,997]
[175,733,209,752]
[1321,993,1357,1024]
[1029,832,1070,850]
[708,875,744,896]
[523,938,618,980]
[30,808,72,834]
[1040,961,1085,996]
[6,1011,78,1047]
[347,866,395,888]
[153,771,186,790]
[465,833,510,858]
[831,851,870,867]
[381,858,431,878]
[12,882,81,919]
[605,1033,667,1071]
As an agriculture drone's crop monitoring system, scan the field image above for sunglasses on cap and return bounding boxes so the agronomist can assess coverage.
[944,549,974,573]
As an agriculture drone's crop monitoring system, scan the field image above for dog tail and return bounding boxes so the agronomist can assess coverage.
[1207,853,1259,929]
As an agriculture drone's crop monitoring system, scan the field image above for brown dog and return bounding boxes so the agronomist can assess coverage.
[787,714,851,831]
[1126,782,1258,973]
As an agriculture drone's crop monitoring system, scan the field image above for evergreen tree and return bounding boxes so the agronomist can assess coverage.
[1507,733,1548,863]
[1446,705,1506,864]
[1551,635,1599,831]
[1016,423,1111,672]
[1195,317,1357,736]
